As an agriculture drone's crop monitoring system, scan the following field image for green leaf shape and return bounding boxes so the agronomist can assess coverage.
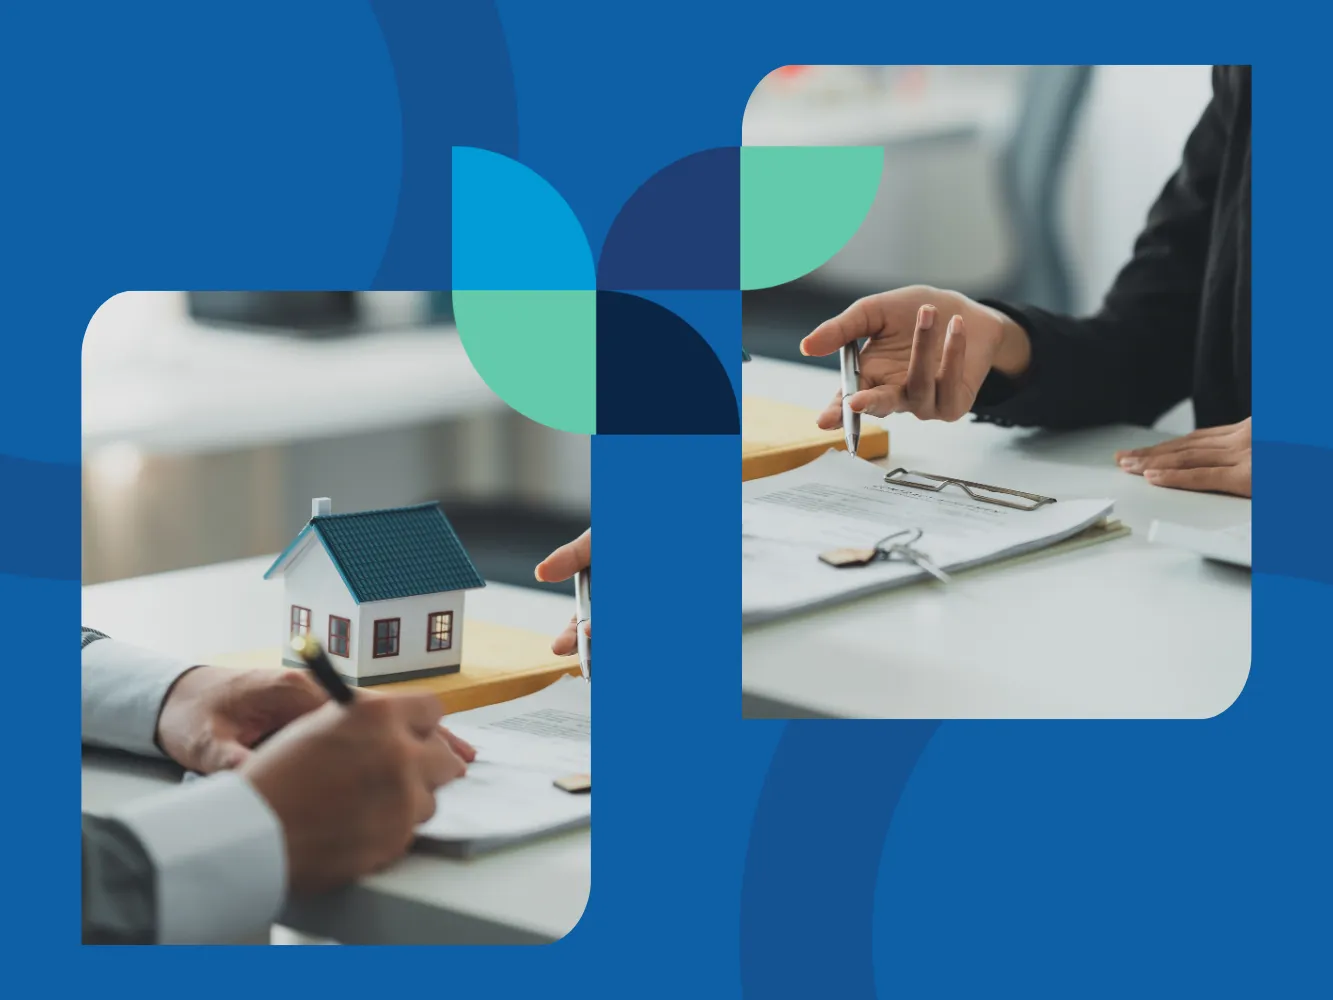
[453,290,595,434]
[740,146,884,290]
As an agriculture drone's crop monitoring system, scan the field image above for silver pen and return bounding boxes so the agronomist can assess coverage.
[574,566,591,681]
[840,340,861,457]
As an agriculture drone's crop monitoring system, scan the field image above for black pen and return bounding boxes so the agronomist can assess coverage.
[290,633,357,704]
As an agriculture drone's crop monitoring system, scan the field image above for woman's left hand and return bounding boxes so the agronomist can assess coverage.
[1115,417,1251,497]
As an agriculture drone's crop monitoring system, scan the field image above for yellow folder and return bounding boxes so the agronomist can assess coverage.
[743,395,889,481]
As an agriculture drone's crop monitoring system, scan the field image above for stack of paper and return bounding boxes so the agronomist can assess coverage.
[743,451,1116,624]
[416,675,590,858]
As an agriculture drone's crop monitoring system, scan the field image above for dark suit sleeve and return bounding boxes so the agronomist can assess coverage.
[82,813,158,944]
[972,68,1230,429]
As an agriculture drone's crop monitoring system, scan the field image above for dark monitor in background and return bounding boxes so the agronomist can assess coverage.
[188,292,358,334]
[187,292,454,336]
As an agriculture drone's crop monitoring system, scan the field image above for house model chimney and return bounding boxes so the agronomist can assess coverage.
[312,497,331,518]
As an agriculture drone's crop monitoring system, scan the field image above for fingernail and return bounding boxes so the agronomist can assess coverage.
[799,341,809,356]
[1119,457,1140,471]
[1144,469,1161,481]
[918,305,935,329]
[948,315,962,334]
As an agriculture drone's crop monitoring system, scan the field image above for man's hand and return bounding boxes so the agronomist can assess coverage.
[156,666,328,774]
[535,529,590,656]
[1115,417,1252,497]
[240,693,467,893]
[798,286,1032,426]
[156,663,478,776]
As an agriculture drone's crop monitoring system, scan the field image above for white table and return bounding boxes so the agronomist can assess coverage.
[81,556,590,944]
[742,357,1252,719]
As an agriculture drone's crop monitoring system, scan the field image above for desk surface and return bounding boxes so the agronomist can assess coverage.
[82,557,590,944]
[742,356,1252,719]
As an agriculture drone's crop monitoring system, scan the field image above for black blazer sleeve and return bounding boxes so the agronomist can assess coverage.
[972,68,1231,429]
[82,813,157,944]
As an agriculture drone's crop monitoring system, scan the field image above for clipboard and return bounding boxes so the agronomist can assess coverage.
[878,466,1130,573]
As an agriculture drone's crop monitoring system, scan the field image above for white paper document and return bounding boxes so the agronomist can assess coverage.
[416,675,591,857]
[1148,519,1251,568]
[743,451,1115,624]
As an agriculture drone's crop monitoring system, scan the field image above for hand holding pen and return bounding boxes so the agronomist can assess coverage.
[288,633,476,762]
[840,339,862,456]
[232,635,472,892]
[536,528,592,678]
[574,566,591,681]
[803,293,1023,428]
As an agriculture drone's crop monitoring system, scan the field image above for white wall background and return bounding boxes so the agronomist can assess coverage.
[798,66,1215,315]
[1062,65,1214,314]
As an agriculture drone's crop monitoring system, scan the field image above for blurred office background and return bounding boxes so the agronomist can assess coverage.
[82,292,591,591]
[742,65,1212,431]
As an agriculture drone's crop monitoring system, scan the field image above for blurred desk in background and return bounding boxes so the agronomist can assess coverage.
[81,555,591,945]
[742,77,1013,147]
[82,296,590,588]
[741,356,1251,720]
[82,316,501,457]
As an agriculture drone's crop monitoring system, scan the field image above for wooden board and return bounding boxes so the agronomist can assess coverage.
[743,395,889,481]
[209,619,581,714]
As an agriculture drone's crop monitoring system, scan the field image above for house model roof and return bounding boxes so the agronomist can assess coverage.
[263,502,486,603]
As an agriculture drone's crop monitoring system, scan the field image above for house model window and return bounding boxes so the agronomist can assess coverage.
[374,618,401,658]
[329,616,351,657]
[264,497,486,686]
[428,611,454,651]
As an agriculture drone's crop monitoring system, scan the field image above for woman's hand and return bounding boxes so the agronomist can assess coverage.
[798,286,1032,426]
[1115,418,1251,497]
[535,529,591,655]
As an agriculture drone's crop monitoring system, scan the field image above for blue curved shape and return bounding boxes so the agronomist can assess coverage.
[25,1,403,292]
[1254,440,1328,584]
[0,452,78,580]
[629,290,741,401]
[740,720,940,999]
[596,291,738,434]
[452,147,595,291]
[598,147,739,290]
[369,0,519,288]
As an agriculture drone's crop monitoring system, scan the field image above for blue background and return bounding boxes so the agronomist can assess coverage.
[4,0,1321,994]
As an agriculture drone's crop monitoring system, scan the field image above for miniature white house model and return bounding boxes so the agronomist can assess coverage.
[264,498,486,685]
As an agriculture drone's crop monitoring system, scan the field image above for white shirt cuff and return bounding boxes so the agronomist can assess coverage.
[81,639,194,757]
[111,772,287,944]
